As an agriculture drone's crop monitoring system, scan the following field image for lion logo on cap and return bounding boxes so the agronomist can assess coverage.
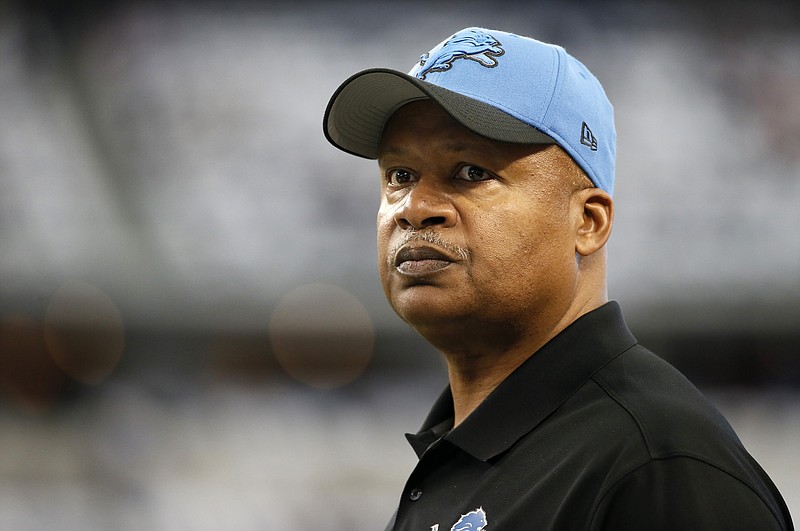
[414,29,504,80]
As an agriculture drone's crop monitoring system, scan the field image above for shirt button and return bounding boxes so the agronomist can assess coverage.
[409,488,423,501]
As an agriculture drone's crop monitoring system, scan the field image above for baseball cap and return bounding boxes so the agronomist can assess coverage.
[323,27,616,195]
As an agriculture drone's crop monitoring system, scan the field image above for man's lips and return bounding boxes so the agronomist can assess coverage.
[394,245,457,276]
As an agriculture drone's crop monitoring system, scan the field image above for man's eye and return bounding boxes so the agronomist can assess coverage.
[455,165,493,182]
[387,169,417,186]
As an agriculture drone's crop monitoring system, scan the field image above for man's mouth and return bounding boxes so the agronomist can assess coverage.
[394,245,456,276]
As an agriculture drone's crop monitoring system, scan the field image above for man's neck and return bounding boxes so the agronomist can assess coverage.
[446,349,532,427]
[440,294,607,427]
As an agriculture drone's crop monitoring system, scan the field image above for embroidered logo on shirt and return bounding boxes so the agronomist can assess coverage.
[434,507,487,531]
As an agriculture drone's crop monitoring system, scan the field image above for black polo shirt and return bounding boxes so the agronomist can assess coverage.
[387,302,793,530]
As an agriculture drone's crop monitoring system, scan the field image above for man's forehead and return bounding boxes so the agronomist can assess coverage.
[383,99,460,133]
[379,119,552,167]
[378,140,498,159]
[379,102,516,159]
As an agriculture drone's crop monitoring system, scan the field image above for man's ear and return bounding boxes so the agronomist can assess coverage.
[574,188,613,256]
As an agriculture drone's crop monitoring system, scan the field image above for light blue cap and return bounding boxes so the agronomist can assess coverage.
[324,27,616,195]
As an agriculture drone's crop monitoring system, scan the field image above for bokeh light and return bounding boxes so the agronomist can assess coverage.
[43,280,125,385]
[269,283,374,390]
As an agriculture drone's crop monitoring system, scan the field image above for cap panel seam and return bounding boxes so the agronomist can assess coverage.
[540,46,564,127]
[536,46,602,188]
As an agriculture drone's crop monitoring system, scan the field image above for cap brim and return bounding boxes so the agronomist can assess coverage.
[324,68,554,160]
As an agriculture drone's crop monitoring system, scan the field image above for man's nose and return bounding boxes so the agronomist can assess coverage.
[393,181,457,230]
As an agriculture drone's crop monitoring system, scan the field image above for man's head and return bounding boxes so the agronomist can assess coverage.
[324,27,616,195]
[323,28,615,352]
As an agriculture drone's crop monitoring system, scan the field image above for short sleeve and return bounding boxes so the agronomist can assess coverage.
[593,456,790,530]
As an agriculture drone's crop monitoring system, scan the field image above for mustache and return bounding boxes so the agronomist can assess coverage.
[388,230,470,266]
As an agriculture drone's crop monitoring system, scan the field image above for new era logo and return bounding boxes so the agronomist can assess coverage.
[581,122,598,151]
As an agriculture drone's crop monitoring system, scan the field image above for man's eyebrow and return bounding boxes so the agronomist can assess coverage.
[442,142,491,153]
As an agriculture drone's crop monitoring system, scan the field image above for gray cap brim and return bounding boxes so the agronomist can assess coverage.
[324,68,554,160]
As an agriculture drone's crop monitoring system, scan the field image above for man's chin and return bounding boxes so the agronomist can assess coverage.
[389,286,464,327]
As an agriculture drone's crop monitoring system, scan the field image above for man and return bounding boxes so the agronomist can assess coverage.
[323,27,794,530]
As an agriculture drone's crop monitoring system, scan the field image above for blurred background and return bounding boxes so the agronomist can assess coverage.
[0,0,798,528]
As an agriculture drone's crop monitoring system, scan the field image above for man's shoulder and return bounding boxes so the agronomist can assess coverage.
[589,343,739,461]
[581,342,785,505]
[507,342,737,476]
[577,344,793,530]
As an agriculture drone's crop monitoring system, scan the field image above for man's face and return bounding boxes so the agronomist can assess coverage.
[376,101,587,346]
